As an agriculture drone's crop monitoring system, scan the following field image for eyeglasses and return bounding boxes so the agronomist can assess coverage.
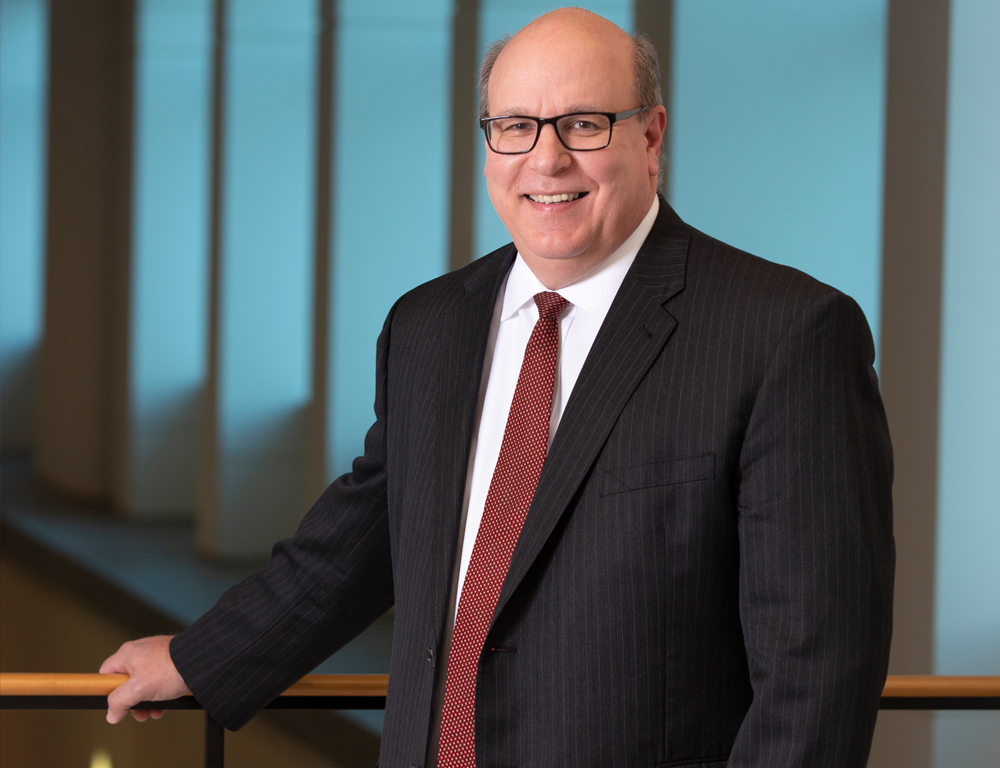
[480,107,646,154]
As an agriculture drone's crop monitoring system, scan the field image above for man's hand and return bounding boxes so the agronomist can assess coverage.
[100,635,189,723]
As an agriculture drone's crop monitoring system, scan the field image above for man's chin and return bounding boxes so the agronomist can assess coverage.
[518,234,592,263]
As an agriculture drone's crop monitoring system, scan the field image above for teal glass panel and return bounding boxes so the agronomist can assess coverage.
[473,0,634,259]
[327,0,452,479]
[0,0,48,450]
[128,0,212,514]
[934,0,1000,763]
[670,0,886,352]
[214,0,318,555]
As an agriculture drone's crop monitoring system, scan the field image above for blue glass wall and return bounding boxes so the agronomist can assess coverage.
[206,0,318,555]
[0,0,48,450]
[472,0,634,260]
[126,0,212,515]
[670,0,886,350]
[327,0,453,479]
[933,0,1000,763]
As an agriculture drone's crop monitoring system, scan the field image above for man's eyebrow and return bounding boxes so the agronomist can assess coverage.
[492,105,604,117]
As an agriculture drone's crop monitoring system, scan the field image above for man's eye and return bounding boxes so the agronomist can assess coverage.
[569,120,599,131]
[501,122,533,133]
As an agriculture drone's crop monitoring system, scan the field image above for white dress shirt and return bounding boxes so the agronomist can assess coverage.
[454,195,659,607]
[426,196,660,765]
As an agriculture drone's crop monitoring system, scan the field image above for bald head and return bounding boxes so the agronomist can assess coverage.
[503,7,635,76]
[478,9,662,124]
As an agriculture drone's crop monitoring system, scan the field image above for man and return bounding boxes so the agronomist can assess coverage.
[102,9,894,767]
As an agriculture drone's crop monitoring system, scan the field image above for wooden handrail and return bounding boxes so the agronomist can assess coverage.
[880,675,1000,698]
[0,673,390,698]
[1,673,132,696]
[1,673,997,699]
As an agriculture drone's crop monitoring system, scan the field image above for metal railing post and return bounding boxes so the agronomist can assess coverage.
[205,712,225,768]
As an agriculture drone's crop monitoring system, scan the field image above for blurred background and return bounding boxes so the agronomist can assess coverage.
[0,0,997,766]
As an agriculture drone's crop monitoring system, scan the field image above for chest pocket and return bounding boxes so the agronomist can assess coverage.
[600,453,715,496]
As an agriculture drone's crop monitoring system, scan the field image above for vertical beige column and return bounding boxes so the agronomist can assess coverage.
[304,0,335,507]
[447,0,480,272]
[36,0,134,503]
[869,0,951,765]
[198,0,225,550]
[197,0,319,559]
[633,0,672,193]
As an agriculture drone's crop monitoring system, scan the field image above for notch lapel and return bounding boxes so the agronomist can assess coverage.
[491,205,691,627]
[426,245,516,634]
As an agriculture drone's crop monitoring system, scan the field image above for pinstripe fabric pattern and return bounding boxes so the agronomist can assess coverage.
[170,199,894,768]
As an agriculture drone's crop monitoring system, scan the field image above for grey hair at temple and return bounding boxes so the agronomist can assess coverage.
[477,32,665,184]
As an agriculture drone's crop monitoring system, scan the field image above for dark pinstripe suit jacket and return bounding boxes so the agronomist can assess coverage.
[171,199,894,768]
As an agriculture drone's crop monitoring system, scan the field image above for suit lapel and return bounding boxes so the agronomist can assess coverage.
[427,245,516,634]
[491,201,691,627]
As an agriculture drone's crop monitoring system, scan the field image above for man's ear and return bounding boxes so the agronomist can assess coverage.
[644,106,667,179]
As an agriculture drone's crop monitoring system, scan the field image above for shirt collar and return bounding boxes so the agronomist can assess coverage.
[501,195,660,324]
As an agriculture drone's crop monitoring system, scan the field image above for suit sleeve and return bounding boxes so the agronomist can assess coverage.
[168,302,400,731]
[730,290,894,767]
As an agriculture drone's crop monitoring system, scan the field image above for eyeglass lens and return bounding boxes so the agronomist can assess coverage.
[486,114,613,153]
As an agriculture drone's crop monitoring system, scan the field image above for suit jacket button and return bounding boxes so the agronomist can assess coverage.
[425,647,435,666]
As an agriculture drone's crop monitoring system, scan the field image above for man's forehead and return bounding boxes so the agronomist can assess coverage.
[490,71,628,115]
[498,32,625,74]
[490,50,629,112]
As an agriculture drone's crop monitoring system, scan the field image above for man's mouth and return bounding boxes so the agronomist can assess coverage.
[526,192,587,204]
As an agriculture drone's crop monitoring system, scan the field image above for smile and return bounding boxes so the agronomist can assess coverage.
[526,192,586,204]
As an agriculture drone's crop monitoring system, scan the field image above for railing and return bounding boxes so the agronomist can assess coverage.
[879,675,1000,709]
[0,673,388,768]
[2,674,998,767]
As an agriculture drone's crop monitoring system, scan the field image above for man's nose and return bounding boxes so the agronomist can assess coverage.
[528,123,571,175]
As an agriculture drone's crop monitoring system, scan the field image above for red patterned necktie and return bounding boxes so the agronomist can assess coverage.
[437,291,569,768]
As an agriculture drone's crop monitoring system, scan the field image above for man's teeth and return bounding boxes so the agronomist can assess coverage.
[528,192,581,203]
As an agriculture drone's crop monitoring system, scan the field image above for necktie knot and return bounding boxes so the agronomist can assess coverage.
[533,291,569,322]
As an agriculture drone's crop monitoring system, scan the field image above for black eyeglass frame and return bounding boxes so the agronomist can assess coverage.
[480,106,647,154]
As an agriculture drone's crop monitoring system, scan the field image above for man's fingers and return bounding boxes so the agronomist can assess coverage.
[108,686,167,724]
[107,706,130,724]
[99,650,127,675]
[103,646,136,723]
[128,708,167,722]
[129,708,165,722]
[108,678,163,724]
[106,677,148,724]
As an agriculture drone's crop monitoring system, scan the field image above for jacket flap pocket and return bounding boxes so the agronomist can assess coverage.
[655,758,727,768]
[600,454,715,496]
